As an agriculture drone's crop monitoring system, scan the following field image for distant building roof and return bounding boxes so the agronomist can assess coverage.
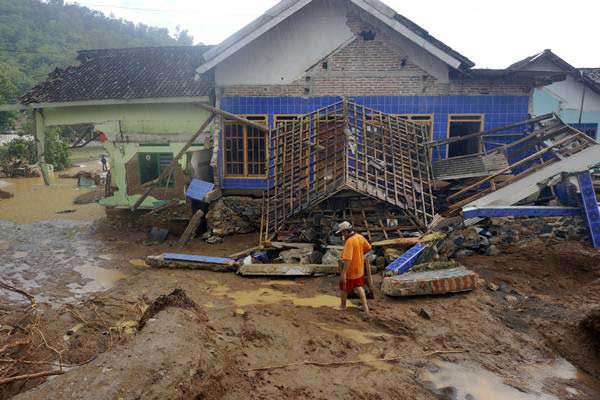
[580,68,600,85]
[21,46,213,105]
[508,49,600,95]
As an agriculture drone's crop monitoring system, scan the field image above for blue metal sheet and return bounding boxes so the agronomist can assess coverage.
[577,172,600,248]
[385,243,426,275]
[163,253,233,265]
[462,206,582,219]
[185,179,214,201]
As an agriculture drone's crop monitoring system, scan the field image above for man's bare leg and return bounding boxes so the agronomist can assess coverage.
[338,290,348,310]
[355,287,370,313]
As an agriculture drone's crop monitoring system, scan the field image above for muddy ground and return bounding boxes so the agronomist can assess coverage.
[1,175,600,399]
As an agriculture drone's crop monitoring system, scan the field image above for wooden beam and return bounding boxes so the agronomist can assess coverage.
[194,103,269,132]
[131,113,216,211]
[371,232,445,247]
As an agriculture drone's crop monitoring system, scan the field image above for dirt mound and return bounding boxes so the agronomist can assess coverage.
[14,308,228,400]
[138,288,203,330]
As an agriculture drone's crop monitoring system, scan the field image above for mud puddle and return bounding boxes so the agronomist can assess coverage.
[209,282,346,309]
[0,220,128,305]
[0,177,104,224]
[420,358,598,399]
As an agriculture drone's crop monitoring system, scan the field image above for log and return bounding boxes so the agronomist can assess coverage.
[178,209,205,245]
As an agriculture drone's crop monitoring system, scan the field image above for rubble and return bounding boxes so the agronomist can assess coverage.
[206,196,262,236]
[238,263,339,276]
[0,159,40,178]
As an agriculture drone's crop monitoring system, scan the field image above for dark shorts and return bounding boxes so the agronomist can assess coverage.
[339,276,365,293]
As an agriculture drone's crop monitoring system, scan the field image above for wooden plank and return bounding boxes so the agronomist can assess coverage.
[372,232,445,247]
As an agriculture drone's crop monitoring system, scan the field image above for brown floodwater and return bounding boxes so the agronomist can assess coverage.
[0,177,105,224]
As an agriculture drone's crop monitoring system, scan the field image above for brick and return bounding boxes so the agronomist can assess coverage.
[381,267,478,297]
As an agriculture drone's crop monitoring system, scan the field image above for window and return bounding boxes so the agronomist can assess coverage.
[138,153,175,187]
[447,115,483,157]
[273,115,300,128]
[399,114,434,139]
[223,115,268,177]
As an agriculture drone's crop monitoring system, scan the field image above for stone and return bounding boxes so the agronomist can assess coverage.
[381,267,478,297]
[454,249,474,257]
[486,245,501,257]
[419,307,433,320]
[206,196,262,236]
[200,231,212,240]
[206,235,223,244]
[486,282,499,291]
[504,294,519,306]
[279,247,314,264]
[322,248,342,265]
[149,227,169,244]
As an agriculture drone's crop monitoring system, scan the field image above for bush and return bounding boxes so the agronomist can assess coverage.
[44,128,70,171]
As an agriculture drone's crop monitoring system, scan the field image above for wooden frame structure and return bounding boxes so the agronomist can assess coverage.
[428,113,598,212]
[261,99,436,243]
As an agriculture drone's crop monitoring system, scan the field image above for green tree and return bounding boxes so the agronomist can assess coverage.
[43,128,69,170]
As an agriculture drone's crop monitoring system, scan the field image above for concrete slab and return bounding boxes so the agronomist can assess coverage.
[382,267,478,297]
[238,264,339,276]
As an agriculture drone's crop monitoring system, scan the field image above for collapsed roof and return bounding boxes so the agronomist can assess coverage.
[20,46,213,104]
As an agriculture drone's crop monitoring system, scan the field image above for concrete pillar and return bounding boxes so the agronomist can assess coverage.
[34,109,45,163]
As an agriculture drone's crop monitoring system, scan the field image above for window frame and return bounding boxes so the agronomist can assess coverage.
[222,114,269,178]
[446,114,484,158]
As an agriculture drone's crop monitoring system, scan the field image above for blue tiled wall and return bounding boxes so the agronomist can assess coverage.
[219,95,530,189]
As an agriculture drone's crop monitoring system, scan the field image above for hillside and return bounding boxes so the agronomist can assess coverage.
[0,0,192,113]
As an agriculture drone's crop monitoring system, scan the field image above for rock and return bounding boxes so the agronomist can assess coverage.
[384,247,401,264]
[206,196,262,236]
[499,282,512,294]
[486,282,499,291]
[454,249,474,257]
[206,235,223,244]
[322,248,342,265]
[486,245,500,256]
[419,307,433,320]
[200,231,212,240]
[149,227,169,244]
[279,247,314,264]
[504,294,519,306]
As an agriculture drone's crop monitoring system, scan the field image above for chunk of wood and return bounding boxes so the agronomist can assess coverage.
[371,232,445,247]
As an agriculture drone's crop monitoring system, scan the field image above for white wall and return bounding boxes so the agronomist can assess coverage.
[544,76,600,112]
[214,0,450,86]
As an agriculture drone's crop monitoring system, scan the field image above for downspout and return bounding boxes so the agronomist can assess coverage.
[578,70,587,124]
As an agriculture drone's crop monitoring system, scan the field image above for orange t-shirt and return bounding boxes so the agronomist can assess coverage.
[341,233,372,279]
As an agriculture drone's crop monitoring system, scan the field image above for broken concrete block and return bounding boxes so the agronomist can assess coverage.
[382,267,478,297]
[279,246,314,264]
[322,248,342,265]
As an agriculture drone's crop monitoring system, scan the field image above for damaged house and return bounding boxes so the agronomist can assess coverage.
[12,0,598,244]
[16,46,216,209]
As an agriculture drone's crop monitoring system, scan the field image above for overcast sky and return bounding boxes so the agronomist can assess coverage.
[65,0,599,69]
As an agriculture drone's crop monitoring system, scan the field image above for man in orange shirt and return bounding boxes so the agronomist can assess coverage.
[336,221,371,313]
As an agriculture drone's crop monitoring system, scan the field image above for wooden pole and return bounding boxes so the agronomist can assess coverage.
[194,103,269,131]
[131,113,215,211]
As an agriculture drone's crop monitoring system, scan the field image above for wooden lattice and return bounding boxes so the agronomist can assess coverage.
[261,99,435,243]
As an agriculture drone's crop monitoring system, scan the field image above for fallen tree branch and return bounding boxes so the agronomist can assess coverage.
[0,356,97,368]
[0,280,35,304]
[0,339,31,355]
[0,370,64,385]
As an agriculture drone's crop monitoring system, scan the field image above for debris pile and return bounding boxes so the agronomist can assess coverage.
[206,196,262,238]
[0,159,40,178]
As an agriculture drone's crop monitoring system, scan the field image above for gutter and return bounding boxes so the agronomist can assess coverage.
[7,96,211,111]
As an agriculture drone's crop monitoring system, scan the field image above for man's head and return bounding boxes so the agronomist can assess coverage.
[335,221,354,239]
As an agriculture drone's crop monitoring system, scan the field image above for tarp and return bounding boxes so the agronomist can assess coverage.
[185,179,214,201]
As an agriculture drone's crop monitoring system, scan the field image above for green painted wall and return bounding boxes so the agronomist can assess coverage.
[37,101,212,208]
